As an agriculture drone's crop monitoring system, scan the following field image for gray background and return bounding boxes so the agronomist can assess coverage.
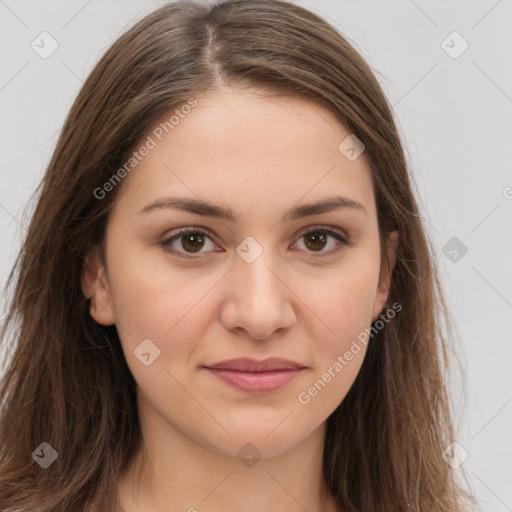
[1,0,511,509]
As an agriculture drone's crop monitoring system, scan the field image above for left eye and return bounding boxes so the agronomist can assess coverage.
[293,228,348,256]
[160,226,349,259]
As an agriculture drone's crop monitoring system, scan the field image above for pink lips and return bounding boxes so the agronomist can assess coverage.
[203,357,306,394]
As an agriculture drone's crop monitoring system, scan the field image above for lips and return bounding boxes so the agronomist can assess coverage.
[206,357,305,372]
[203,357,306,393]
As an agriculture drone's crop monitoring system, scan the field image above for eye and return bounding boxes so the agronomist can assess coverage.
[160,227,219,259]
[292,226,350,257]
[159,225,351,260]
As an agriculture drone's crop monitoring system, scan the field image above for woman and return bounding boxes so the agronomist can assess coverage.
[0,1,477,510]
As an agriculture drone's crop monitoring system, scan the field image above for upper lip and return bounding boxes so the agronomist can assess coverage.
[204,357,305,372]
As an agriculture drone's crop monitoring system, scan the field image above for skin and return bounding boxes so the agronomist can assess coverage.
[82,87,398,512]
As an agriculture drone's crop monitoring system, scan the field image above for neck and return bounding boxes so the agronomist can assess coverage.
[117,400,338,512]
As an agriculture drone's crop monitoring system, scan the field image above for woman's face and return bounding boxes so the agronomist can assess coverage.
[83,87,397,459]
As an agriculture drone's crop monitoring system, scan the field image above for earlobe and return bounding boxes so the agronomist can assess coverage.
[372,230,399,322]
[81,251,116,326]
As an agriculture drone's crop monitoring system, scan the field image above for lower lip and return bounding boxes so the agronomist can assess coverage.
[204,368,304,393]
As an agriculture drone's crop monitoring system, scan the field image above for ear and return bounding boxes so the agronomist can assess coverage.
[81,249,116,326]
[371,230,399,322]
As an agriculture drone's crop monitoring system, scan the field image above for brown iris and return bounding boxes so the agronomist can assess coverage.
[303,231,327,251]
[181,232,205,252]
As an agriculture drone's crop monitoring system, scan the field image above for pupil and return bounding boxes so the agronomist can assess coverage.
[305,231,327,251]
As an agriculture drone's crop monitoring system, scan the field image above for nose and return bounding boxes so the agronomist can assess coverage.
[219,251,296,340]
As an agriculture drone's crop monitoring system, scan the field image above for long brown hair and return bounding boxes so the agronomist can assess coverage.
[0,1,477,510]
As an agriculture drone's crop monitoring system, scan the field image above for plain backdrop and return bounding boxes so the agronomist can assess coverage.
[1,0,511,509]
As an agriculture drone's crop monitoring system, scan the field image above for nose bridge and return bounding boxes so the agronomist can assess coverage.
[220,242,295,339]
[241,252,281,308]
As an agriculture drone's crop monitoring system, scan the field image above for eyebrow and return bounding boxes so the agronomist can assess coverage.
[139,194,367,222]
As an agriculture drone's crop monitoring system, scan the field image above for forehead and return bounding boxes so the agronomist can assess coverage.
[113,87,376,220]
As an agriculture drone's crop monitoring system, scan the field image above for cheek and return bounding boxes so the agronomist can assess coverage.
[296,256,380,360]
[291,270,379,435]
[107,245,207,334]
[106,247,222,382]
[106,257,216,415]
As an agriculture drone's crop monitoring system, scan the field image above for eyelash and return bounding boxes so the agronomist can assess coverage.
[159,225,351,260]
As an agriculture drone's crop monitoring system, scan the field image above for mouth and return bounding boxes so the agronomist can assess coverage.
[202,357,306,394]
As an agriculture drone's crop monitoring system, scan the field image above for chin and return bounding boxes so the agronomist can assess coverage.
[201,420,311,461]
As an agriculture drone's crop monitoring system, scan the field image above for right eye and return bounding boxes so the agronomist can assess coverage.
[159,227,221,259]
